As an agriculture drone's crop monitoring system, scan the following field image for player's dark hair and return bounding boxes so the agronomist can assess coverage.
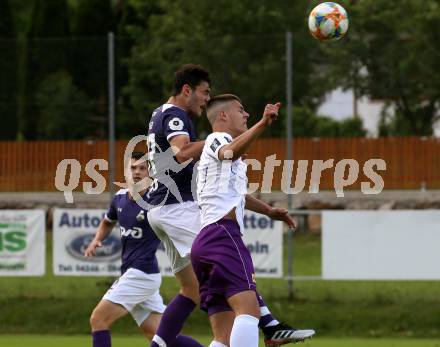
[131,151,146,161]
[172,64,211,96]
[207,94,242,111]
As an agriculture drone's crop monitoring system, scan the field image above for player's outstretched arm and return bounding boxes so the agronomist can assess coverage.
[84,219,116,257]
[169,135,205,163]
[218,103,281,161]
[245,194,297,229]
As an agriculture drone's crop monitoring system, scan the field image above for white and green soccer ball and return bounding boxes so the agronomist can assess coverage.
[308,2,349,41]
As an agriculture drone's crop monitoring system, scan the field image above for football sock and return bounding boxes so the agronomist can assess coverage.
[92,330,111,347]
[257,293,279,328]
[208,341,228,347]
[151,294,196,347]
[230,314,259,347]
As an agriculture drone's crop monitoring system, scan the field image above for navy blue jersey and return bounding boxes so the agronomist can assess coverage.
[105,189,160,275]
[147,103,197,206]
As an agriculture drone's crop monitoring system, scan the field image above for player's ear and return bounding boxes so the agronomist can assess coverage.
[182,84,192,97]
[219,111,228,121]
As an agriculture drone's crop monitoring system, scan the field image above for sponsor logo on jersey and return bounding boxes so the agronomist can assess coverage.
[136,210,145,221]
[120,226,143,239]
[210,138,222,153]
[169,117,184,131]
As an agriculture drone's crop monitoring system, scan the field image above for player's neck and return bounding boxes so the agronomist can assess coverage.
[128,188,147,200]
[213,124,236,138]
[167,96,189,112]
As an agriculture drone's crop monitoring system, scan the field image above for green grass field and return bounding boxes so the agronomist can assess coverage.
[1,335,440,347]
[1,232,440,339]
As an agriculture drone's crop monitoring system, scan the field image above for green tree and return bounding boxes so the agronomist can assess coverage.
[0,0,18,140]
[36,71,93,139]
[327,0,440,136]
[71,0,114,97]
[23,0,71,140]
[70,0,116,139]
[122,0,333,138]
[292,107,366,137]
[339,117,367,137]
[114,0,161,137]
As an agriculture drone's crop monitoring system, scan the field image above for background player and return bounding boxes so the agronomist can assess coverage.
[191,94,316,347]
[84,152,202,347]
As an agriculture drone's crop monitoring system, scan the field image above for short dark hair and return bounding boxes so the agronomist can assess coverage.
[206,94,242,125]
[172,64,211,96]
[207,94,242,110]
[131,151,146,161]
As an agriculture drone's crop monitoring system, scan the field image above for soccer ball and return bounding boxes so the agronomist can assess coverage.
[308,2,349,41]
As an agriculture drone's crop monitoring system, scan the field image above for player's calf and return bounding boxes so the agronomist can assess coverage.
[176,264,200,305]
[227,290,260,347]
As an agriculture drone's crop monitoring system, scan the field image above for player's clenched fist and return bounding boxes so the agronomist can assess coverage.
[262,102,281,125]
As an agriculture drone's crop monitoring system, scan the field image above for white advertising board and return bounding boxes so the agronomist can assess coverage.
[53,209,121,276]
[54,209,282,278]
[0,210,45,276]
[323,210,440,280]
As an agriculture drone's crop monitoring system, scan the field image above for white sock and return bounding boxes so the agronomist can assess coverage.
[152,335,167,347]
[265,319,279,327]
[208,341,228,347]
[230,314,259,347]
[260,306,280,327]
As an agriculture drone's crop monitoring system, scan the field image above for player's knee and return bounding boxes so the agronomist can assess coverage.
[179,286,200,305]
[247,300,260,319]
[228,292,260,319]
[235,307,260,320]
[90,310,109,330]
[235,303,260,320]
[249,306,261,320]
[179,280,199,301]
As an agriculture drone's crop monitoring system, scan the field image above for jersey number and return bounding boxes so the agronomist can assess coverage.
[147,134,159,192]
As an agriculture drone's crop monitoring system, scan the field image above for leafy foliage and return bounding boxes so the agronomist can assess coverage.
[327,0,440,136]
[121,0,334,137]
[4,0,437,139]
[24,0,71,140]
[36,71,94,139]
[0,0,18,140]
[294,107,366,137]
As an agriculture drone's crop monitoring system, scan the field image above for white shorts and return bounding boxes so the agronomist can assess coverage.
[147,201,201,274]
[103,268,166,326]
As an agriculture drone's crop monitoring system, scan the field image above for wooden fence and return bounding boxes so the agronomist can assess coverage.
[0,137,439,191]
